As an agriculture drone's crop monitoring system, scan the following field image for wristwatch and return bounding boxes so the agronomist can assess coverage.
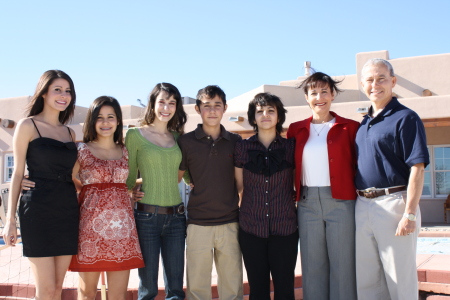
[403,213,417,221]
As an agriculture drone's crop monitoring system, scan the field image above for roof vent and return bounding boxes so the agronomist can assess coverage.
[304,61,311,76]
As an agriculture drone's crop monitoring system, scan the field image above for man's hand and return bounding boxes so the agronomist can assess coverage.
[395,217,416,236]
[131,184,144,203]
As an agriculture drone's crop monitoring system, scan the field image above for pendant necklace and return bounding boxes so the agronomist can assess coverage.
[311,122,328,136]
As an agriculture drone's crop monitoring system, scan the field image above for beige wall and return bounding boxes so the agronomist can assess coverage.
[425,127,450,145]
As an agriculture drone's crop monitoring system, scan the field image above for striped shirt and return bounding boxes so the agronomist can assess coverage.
[234,134,297,238]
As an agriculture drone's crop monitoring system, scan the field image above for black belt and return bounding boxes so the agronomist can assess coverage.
[357,186,406,199]
[29,171,72,182]
[135,202,185,215]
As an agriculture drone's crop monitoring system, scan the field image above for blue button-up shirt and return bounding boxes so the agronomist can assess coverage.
[355,97,429,190]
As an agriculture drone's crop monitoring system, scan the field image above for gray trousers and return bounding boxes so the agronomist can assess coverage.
[298,186,357,300]
[355,191,420,300]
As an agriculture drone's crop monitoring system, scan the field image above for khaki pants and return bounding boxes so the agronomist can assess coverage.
[186,222,243,300]
[355,191,420,300]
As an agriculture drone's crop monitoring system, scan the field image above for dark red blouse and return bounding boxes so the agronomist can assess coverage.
[234,134,297,238]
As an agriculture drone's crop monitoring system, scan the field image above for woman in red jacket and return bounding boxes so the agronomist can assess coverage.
[287,72,359,300]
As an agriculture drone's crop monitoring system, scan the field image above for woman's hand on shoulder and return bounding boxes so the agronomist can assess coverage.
[68,127,76,141]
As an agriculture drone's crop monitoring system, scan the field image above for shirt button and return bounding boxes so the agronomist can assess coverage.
[369,125,372,128]
[265,157,268,159]
[330,159,334,162]
[212,144,215,146]
[266,203,268,205]
[265,191,268,193]
[328,140,332,144]
[207,136,210,139]
[266,214,269,217]
[265,179,268,183]
[269,149,272,151]
[331,177,334,180]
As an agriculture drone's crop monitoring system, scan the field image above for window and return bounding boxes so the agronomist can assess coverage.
[422,145,450,197]
[422,148,431,196]
[4,154,14,182]
[435,146,450,196]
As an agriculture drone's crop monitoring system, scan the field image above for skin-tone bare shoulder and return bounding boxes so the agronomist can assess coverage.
[17,118,40,142]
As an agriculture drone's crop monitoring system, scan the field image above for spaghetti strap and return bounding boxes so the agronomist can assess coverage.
[30,119,42,137]
[66,127,74,142]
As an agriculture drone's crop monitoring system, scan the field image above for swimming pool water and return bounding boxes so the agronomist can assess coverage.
[417,237,450,254]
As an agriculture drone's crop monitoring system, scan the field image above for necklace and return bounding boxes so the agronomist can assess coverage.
[311,122,329,136]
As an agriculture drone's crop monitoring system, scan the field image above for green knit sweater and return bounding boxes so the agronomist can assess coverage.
[125,128,182,206]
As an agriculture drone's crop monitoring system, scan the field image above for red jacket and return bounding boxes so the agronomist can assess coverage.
[287,112,359,201]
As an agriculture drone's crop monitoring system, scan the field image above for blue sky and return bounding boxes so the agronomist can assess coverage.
[1,0,449,108]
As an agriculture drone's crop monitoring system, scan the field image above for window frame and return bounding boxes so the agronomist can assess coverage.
[4,153,14,183]
[433,144,450,197]
[421,146,432,198]
[422,145,450,198]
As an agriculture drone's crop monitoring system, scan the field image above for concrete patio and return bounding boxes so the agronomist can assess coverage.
[1,223,450,299]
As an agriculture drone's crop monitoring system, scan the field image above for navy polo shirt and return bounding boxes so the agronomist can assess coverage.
[355,97,429,190]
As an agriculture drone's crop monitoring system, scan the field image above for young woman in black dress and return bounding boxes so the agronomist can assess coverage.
[2,70,79,300]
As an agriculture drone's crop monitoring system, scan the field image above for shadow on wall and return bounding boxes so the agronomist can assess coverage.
[395,75,432,98]
[0,136,10,151]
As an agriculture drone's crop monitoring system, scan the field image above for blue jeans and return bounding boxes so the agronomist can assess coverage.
[134,205,186,300]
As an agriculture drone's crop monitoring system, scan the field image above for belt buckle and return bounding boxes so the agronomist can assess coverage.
[362,187,376,198]
[177,204,185,214]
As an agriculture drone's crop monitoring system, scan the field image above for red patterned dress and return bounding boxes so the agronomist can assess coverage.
[69,143,144,272]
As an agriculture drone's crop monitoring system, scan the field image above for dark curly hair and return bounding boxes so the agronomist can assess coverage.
[247,93,287,134]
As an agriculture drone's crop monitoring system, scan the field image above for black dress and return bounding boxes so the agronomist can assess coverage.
[18,119,79,257]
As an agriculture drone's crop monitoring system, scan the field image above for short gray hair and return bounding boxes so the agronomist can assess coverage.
[361,58,395,78]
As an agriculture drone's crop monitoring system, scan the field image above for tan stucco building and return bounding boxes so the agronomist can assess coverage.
[1,50,449,223]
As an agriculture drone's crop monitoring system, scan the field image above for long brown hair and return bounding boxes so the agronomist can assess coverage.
[140,83,187,134]
[26,70,76,124]
[83,96,124,146]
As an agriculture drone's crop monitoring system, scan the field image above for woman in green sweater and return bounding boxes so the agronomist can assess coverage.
[126,82,187,300]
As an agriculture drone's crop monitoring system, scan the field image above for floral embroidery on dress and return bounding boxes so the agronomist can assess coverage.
[69,143,144,271]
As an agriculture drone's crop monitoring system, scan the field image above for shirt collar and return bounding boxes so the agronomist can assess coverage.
[367,97,400,119]
[248,133,283,144]
[194,124,231,140]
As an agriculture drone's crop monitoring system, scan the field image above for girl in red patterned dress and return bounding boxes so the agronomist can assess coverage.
[69,96,144,299]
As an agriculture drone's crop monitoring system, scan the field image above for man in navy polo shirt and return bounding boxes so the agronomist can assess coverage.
[355,58,429,300]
